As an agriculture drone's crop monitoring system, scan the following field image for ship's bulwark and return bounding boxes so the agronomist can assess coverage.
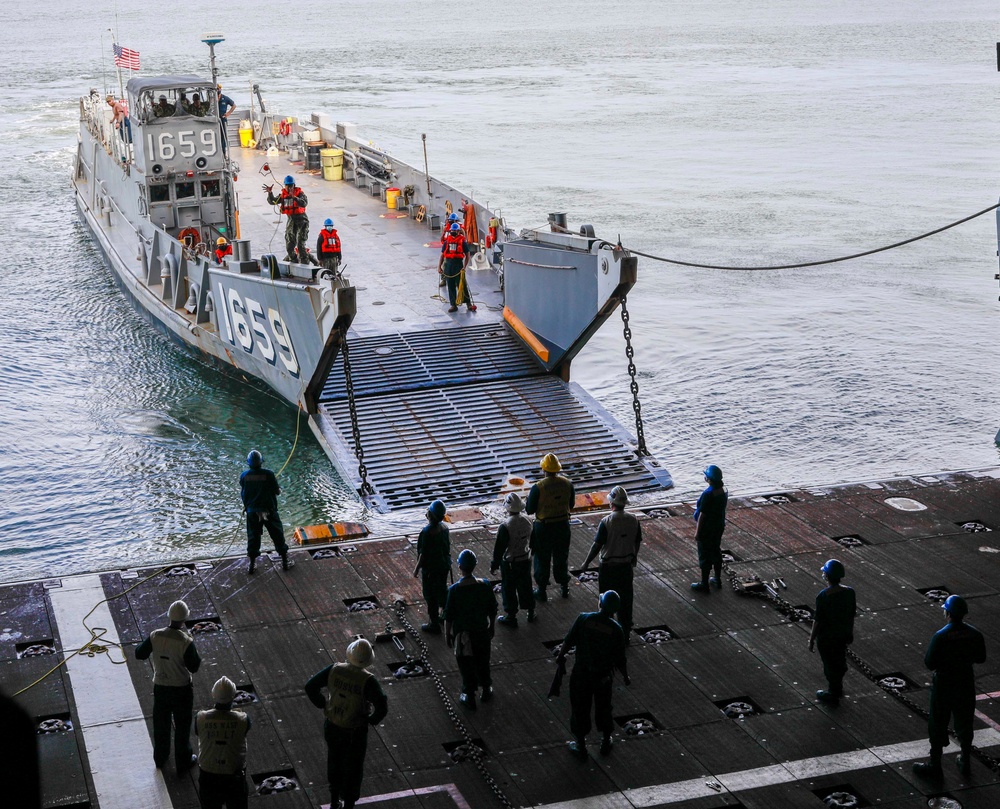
[8,470,1000,806]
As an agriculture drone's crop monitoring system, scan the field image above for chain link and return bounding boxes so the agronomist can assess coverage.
[339,325,374,496]
[723,563,1000,774]
[619,295,649,457]
[390,600,515,808]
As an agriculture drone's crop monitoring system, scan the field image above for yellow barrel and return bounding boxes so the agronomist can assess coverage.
[238,120,253,148]
[385,187,401,210]
[320,148,344,181]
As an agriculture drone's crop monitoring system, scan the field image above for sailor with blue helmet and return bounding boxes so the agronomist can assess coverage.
[315,217,342,279]
[265,175,310,265]
[413,499,451,634]
[690,464,728,592]
[240,450,293,574]
[443,549,498,709]
[808,559,856,706]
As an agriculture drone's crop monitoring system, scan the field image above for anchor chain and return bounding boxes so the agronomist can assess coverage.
[390,599,514,808]
[723,563,1000,775]
[339,325,374,496]
[619,294,649,456]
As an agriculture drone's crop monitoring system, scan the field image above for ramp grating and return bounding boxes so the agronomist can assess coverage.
[318,375,658,510]
[320,324,543,401]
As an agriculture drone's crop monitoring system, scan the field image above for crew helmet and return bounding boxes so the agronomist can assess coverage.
[457,549,477,571]
[346,638,374,668]
[448,212,460,221]
[216,236,228,245]
[609,486,629,507]
[540,453,562,473]
[943,594,968,619]
[599,590,621,614]
[449,223,460,231]
[504,492,524,514]
[168,600,190,622]
[283,175,295,186]
[212,676,237,704]
[246,450,263,469]
[324,218,334,228]
[704,464,724,484]
[427,499,446,521]
[821,559,846,582]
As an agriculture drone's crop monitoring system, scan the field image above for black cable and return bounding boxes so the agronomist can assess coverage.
[625,202,1000,271]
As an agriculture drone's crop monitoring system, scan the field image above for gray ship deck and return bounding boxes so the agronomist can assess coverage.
[7,469,1000,808]
[233,145,666,508]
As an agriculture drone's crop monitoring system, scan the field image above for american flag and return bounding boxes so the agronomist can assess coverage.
[113,43,141,71]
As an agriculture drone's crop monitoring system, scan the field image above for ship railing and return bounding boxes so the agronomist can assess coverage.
[80,93,134,168]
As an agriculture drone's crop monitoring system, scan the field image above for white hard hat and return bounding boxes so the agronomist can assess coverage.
[609,486,629,506]
[504,492,524,513]
[212,676,237,704]
[168,600,190,622]
[346,638,374,668]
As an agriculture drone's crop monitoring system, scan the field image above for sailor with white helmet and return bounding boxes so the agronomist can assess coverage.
[490,492,536,627]
[526,453,576,601]
[578,486,643,642]
[134,600,201,773]
[305,639,388,809]
[196,676,251,807]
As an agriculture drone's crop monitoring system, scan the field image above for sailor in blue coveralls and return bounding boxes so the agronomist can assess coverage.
[413,499,451,634]
[556,590,631,759]
[690,464,728,592]
[807,559,856,706]
[578,486,642,642]
[239,450,292,574]
[444,550,498,709]
[913,594,987,778]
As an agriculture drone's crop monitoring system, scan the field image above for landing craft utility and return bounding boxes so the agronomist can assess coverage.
[72,48,671,511]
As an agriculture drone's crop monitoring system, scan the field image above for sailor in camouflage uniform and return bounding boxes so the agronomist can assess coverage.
[265,175,309,264]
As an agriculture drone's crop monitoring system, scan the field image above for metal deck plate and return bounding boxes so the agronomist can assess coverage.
[320,374,660,510]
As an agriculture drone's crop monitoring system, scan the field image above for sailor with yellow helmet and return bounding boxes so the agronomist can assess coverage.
[525,453,576,601]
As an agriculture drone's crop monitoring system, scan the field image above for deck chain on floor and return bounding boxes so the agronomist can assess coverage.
[390,599,515,808]
[723,563,1000,775]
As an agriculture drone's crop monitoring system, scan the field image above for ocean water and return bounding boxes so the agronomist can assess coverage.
[1,1,998,582]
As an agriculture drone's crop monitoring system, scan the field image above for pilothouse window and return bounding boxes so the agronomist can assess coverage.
[200,179,221,198]
[149,184,170,203]
[176,182,195,199]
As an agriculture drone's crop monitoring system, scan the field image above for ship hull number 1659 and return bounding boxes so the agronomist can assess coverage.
[216,282,299,377]
[146,129,218,161]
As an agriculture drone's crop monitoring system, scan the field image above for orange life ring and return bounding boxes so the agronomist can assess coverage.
[177,227,202,247]
[278,119,291,137]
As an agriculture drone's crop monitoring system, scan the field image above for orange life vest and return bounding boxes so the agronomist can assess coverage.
[442,232,465,260]
[319,229,341,254]
[280,187,306,216]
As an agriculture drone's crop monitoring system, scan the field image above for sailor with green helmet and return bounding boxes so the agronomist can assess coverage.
[578,486,642,641]
[305,639,388,809]
[526,453,576,601]
[413,499,451,634]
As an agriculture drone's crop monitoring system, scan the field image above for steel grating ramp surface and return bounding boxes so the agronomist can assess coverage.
[316,325,665,510]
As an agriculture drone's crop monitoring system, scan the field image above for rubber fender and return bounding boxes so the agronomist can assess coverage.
[260,253,280,280]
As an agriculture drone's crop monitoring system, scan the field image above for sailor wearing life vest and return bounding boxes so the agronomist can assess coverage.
[196,676,251,807]
[578,486,643,642]
[134,600,201,773]
[490,492,536,627]
[214,236,233,264]
[265,175,309,264]
[526,453,576,602]
[305,639,388,809]
[315,218,342,278]
[437,222,475,312]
